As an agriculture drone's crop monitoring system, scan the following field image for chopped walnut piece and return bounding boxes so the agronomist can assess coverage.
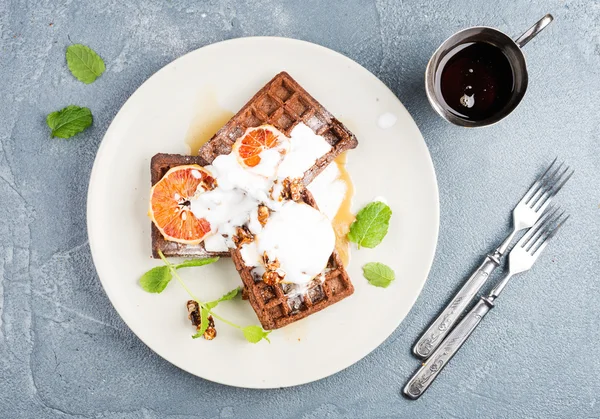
[263,270,284,285]
[187,300,201,327]
[281,178,304,202]
[262,252,285,285]
[199,315,216,340]
[203,326,217,340]
[290,178,304,201]
[263,251,280,271]
[281,179,290,199]
[257,205,269,226]
[232,226,254,247]
[186,300,217,340]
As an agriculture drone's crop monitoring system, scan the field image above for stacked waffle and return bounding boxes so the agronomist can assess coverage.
[150,72,358,330]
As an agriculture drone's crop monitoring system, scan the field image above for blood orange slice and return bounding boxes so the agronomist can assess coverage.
[233,126,282,168]
[149,165,215,245]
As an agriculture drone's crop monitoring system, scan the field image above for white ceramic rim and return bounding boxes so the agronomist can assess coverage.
[87,36,439,388]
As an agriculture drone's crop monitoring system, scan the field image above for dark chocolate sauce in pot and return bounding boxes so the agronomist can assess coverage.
[435,42,515,121]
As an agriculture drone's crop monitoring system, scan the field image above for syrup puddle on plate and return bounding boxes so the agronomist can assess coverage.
[185,90,235,155]
[332,152,355,267]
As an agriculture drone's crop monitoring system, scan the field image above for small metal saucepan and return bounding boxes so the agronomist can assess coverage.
[425,14,553,127]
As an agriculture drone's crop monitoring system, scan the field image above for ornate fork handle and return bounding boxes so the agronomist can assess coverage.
[413,253,500,359]
[404,297,494,399]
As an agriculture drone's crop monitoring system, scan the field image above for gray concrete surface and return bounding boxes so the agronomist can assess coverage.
[1,0,599,418]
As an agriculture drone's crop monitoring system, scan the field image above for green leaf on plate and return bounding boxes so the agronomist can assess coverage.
[139,265,172,293]
[348,201,392,248]
[242,325,271,344]
[66,44,105,84]
[192,307,210,339]
[362,262,396,288]
[46,105,93,139]
[175,257,220,270]
[206,286,241,310]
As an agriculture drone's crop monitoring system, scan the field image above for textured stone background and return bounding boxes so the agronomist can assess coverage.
[1,0,599,418]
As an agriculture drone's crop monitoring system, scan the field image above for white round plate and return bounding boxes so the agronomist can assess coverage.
[87,37,439,388]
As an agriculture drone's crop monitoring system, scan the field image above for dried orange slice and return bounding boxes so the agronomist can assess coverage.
[149,165,214,244]
[233,126,281,168]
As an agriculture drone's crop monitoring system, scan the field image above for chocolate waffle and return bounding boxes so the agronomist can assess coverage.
[151,72,358,258]
[150,153,230,259]
[229,189,354,330]
[198,71,358,185]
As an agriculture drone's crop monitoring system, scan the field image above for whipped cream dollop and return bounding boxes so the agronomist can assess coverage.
[239,201,335,285]
[189,123,336,286]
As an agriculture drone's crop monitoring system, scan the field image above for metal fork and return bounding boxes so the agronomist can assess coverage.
[404,208,569,399]
[413,159,573,359]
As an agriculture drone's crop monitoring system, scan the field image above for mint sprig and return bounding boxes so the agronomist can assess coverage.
[139,257,219,293]
[139,266,172,293]
[206,287,241,310]
[192,286,240,338]
[243,325,271,343]
[46,105,93,139]
[66,44,105,84]
[348,201,392,249]
[363,262,395,288]
[155,251,271,344]
[175,259,221,269]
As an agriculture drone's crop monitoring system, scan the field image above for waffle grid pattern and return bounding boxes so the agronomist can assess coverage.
[151,72,357,259]
[198,71,358,184]
[150,153,229,258]
[229,190,354,330]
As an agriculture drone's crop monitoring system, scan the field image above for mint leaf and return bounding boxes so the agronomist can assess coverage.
[242,325,271,343]
[46,105,93,139]
[206,286,240,310]
[348,201,392,248]
[199,308,209,335]
[219,287,241,301]
[192,307,210,339]
[175,257,220,269]
[66,44,105,84]
[139,266,172,293]
[363,262,395,288]
[156,250,267,343]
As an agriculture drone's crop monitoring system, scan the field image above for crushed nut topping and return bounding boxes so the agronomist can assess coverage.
[263,251,280,271]
[257,205,269,226]
[282,178,304,202]
[262,252,285,285]
[262,270,284,285]
[187,300,201,326]
[232,226,254,247]
[186,300,217,340]
[203,326,217,340]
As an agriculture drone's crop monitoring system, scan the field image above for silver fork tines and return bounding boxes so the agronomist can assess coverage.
[404,205,569,400]
[489,207,569,298]
[522,157,557,205]
[522,208,569,256]
[524,159,573,212]
[411,158,572,360]
[521,205,559,252]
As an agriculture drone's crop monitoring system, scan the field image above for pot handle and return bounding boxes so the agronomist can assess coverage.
[514,14,554,48]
